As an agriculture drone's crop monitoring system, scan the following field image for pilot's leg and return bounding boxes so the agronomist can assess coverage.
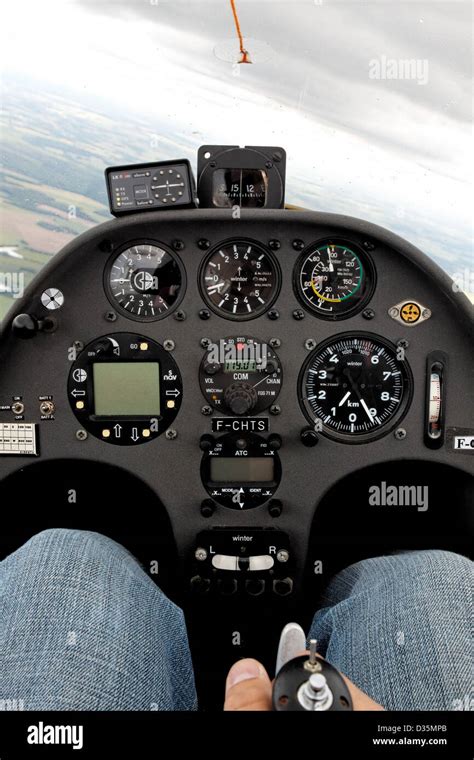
[307,550,473,710]
[0,529,197,710]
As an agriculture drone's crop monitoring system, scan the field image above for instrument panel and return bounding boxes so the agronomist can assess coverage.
[0,208,472,595]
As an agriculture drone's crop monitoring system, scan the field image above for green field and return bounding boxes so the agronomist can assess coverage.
[0,78,179,322]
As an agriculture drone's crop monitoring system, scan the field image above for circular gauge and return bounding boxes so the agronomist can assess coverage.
[299,333,412,443]
[294,240,375,320]
[105,241,185,321]
[68,332,182,445]
[199,240,280,320]
[201,432,281,509]
[200,336,282,415]
[151,166,187,205]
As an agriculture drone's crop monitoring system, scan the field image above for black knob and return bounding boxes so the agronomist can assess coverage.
[190,575,211,594]
[224,383,258,415]
[204,362,220,375]
[11,313,39,339]
[268,499,283,518]
[300,427,319,447]
[217,578,238,596]
[200,499,216,517]
[273,578,293,596]
[264,359,278,375]
[245,578,266,596]
[268,434,282,450]
[199,434,215,451]
[94,339,113,356]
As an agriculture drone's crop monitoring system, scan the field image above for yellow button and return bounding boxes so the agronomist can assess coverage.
[166,400,175,409]
[140,342,149,351]
[102,429,111,438]
[142,429,151,438]
[76,401,85,410]
[400,302,421,323]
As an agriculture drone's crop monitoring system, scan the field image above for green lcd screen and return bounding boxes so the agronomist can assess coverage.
[209,457,274,483]
[93,363,160,416]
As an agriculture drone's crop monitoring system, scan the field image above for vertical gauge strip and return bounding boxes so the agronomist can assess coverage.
[293,239,376,320]
[199,239,281,320]
[299,333,413,443]
[104,241,185,321]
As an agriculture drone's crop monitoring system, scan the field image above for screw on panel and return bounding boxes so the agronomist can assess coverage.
[270,405,281,415]
[166,429,177,440]
[73,341,84,352]
[269,337,281,348]
[201,405,213,416]
[195,547,208,561]
[362,241,376,251]
[276,549,289,563]
[268,309,280,321]
[292,239,305,251]
[293,309,305,321]
[305,338,316,350]
[200,337,212,349]
[76,430,87,441]
[197,239,211,250]
[163,339,175,352]
[422,308,431,319]
[394,428,407,440]
[265,161,273,169]
[200,499,215,518]
[174,310,186,322]
[268,239,281,250]
[172,240,185,251]
[199,309,211,320]
[268,499,282,518]
[99,240,114,253]
[397,339,409,350]
[41,317,57,333]
[105,310,117,322]
[362,308,375,320]
[389,307,399,319]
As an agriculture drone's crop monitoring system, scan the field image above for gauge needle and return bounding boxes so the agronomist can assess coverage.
[339,391,351,406]
[252,374,271,390]
[360,398,375,423]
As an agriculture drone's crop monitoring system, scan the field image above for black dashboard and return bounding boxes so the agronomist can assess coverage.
[0,207,472,706]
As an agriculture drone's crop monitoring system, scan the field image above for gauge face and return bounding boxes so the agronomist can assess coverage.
[68,332,182,445]
[212,169,267,208]
[105,242,185,321]
[199,336,282,415]
[294,240,375,320]
[299,334,412,442]
[150,166,187,204]
[200,241,280,320]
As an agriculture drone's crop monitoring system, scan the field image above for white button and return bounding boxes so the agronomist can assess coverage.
[249,555,274,571]
[211,555,239,571]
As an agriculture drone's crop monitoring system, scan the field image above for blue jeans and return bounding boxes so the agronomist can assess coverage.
[1,530,472,710]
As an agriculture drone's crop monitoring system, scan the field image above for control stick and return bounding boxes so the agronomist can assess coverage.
[272,623,353,711]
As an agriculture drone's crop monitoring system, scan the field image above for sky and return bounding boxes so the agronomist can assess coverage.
[2,0,473,281]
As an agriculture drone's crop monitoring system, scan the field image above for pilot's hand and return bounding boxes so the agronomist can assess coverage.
[224,658,384,711]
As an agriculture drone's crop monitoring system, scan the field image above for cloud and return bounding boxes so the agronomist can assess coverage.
[2,0,472,277]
